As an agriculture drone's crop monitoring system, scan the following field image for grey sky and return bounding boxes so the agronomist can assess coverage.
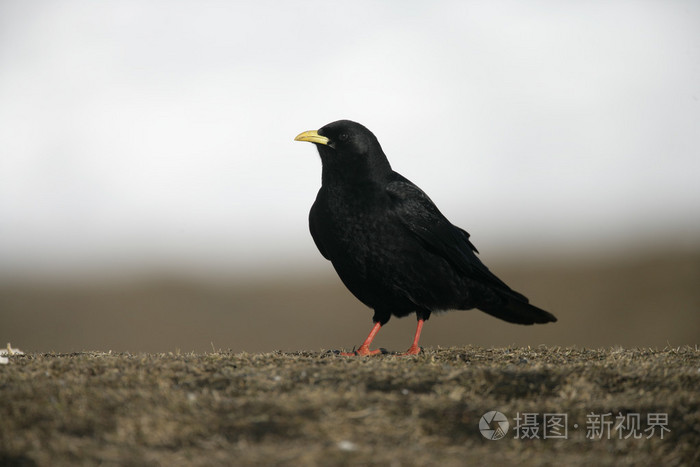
[1,1,699,278]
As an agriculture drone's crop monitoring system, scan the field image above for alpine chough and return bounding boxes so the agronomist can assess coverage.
[295,120,556,355]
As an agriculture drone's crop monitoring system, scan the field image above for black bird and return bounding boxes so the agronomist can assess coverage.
[295,120,556,355]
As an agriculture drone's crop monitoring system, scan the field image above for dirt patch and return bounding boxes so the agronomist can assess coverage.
[1,346,698,466]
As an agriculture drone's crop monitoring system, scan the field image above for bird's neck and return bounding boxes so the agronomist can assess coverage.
[320,151,392,188]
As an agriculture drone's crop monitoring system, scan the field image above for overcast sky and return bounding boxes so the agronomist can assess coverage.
[1,1,699,279]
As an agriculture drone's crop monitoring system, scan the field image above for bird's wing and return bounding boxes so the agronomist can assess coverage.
[385,177,525,298]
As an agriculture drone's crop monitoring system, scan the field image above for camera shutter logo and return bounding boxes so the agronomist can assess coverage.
[480,411,510,440]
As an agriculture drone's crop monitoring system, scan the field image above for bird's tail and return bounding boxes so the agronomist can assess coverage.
[480,295,557,325]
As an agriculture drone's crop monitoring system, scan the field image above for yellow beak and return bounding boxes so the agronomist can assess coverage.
[294,130,330,146]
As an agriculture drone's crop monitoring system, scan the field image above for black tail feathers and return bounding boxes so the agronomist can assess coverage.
[480,296,557,325]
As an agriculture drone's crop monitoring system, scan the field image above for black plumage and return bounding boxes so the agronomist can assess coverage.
[295,120,556,355]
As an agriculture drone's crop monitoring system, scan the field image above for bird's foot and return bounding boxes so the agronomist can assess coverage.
[340,345,384,356]
[401,345,423,356]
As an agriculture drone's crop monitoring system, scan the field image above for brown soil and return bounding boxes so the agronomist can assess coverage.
[1,346,698,466]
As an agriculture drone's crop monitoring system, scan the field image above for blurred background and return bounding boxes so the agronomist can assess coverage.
[1,1,699,353]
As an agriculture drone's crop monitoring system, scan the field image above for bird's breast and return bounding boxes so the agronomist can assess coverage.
[315,188,415,281]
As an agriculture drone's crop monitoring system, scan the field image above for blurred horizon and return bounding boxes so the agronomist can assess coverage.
[2,247,698,353]
[1,234,699,285]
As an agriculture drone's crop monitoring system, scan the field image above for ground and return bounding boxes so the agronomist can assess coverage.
[1,346,698,466]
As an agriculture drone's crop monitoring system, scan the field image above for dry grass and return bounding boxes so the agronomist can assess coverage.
[1,346,698,466]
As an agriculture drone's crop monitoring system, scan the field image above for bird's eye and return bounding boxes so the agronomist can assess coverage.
[338,133,349,142]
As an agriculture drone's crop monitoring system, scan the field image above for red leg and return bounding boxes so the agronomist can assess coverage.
[402,319,424,355]
[340,322,382,356]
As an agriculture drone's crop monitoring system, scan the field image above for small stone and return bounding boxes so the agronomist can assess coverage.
[337,440,357,451]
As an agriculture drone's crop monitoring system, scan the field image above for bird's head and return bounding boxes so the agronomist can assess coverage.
[295,120,391,182]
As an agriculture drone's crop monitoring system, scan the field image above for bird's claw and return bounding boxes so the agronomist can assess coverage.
[401,345,423,356]
[339,346,387,356]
